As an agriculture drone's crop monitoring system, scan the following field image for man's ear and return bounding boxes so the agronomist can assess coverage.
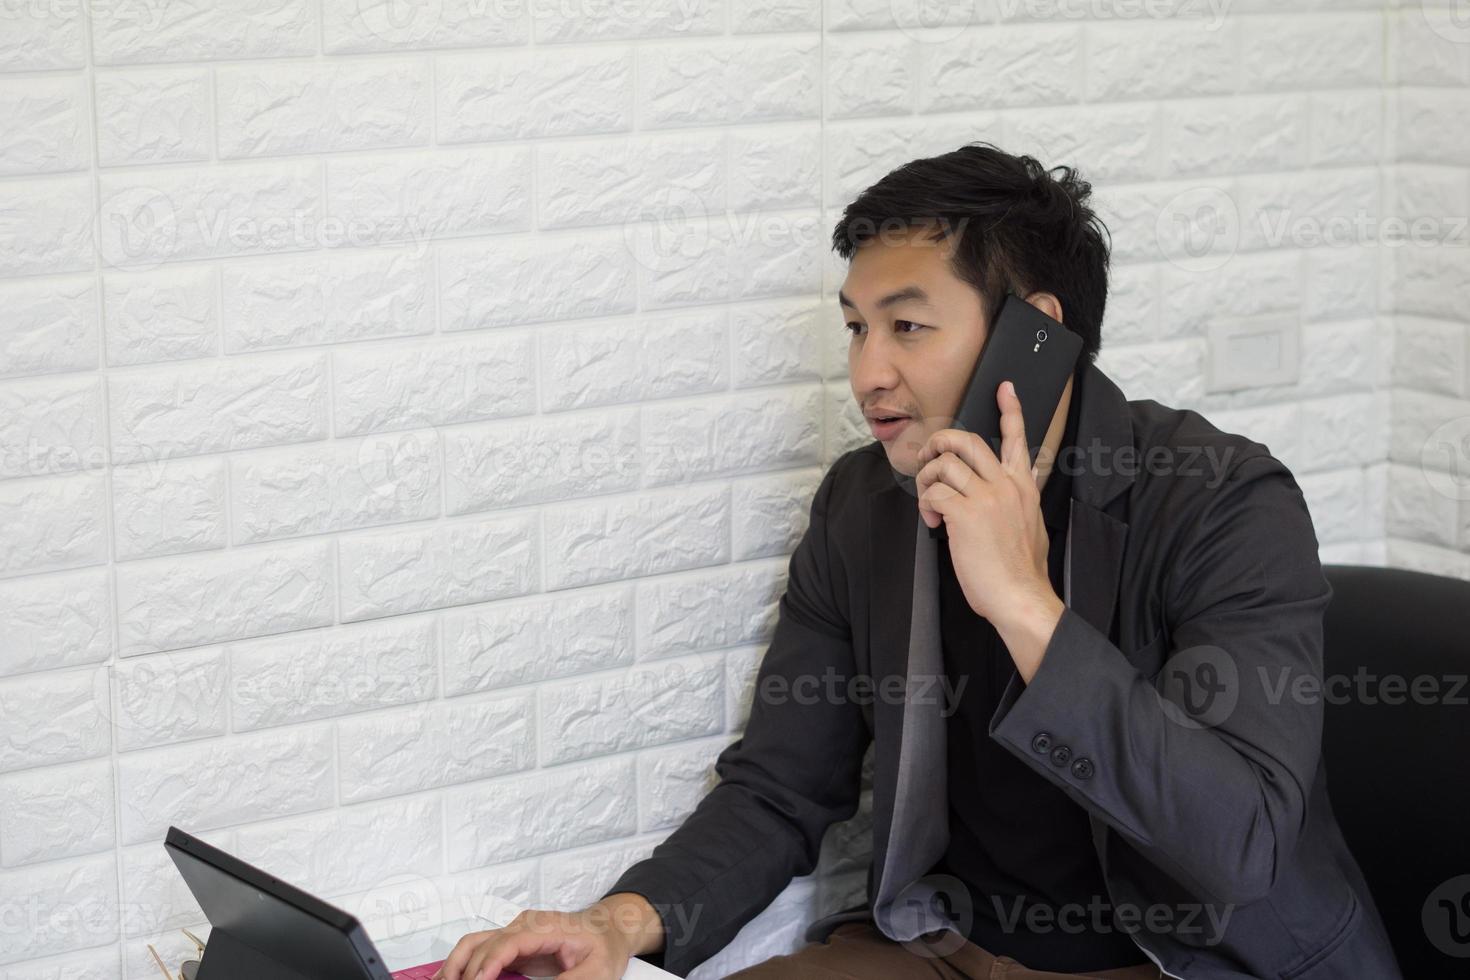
[1024,291,1064,324]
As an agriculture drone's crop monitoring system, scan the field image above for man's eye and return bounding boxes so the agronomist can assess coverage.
[843,320,925,336]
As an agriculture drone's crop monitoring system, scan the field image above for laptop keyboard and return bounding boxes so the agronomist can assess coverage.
[390,961,529,980]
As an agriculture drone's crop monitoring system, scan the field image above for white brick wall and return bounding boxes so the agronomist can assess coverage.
[1,1,1466,977]
[1383,2,1470,576]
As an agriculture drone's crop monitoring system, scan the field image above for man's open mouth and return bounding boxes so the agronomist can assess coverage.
[868,416,913,440]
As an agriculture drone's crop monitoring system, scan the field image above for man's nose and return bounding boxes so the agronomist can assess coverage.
[850,330,901,399]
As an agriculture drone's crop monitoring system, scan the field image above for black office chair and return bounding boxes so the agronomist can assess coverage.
[1321,563,1470,978]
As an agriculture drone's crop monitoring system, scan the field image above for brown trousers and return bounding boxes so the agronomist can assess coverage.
[722,921,1163,980]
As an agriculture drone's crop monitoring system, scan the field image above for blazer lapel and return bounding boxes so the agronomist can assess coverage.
[866,473,918,913]
[865,360,1137,940]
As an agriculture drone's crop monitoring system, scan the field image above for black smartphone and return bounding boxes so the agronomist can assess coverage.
[929,291,1083,541]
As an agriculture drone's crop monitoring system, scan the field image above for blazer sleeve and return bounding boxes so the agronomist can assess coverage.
[598,458,872,977]
[987,451,1332,907]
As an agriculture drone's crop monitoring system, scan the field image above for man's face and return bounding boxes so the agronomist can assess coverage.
[840,227,990,478]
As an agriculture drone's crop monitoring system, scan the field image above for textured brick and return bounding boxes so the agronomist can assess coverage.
[538,310,728,413]
[640,386,823,486]
[338,513,538,621]
[1240,13,1381,91]
[0,568,112,679]
[729,128,822,212]
[0,76,90,176]
[436,48,633,143]
[441,587,635,697]
[221,247,433,353]
[919,24,1082,111]
[116,539,334,655]
[217,61,430,158]
[116,726,334,845]
[338,692,534,801]
[1087,20,1235,101]
[230,428,441,542]
[445,757,637,869]
[96,163,321,268]
[542,482,730,590]
[1008,103,1161,184]
[108,647,229,752]
[537,652,724,764]
[112,456,228,561]
[1310,91,1383,168]
[91,0,315,64]
[438,233,637,332]
[333,334,535,436]
[323,0,529,53]
[0,669,109,775]
[0,4,85,70]
[637,205,824,310]
[443,408,639,514]
[534,0,722,43]
[536,133,723,230]
[540,838,658,910]
[823,118,978,211]
[636,737,725,832]
[229,619,436,731]
[327,147,532,246]
[0,472,106,577]
[0,856,118,964]
[0,276,98,381]
[1162,97,1310,177]
[0,176,94,277]
[639,38,820,128]
[636,559,786,660]
[732,467,820,561]
[232,797,442,901]
[732,298,824,387]
[95,68,211,167]
[109,353,327,463]
[825,34,916,119]
[0,375,103,482]
[103,265,219,367]
[0,760,115,867]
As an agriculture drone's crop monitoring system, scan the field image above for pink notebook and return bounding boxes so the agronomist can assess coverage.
[390,960,528,980]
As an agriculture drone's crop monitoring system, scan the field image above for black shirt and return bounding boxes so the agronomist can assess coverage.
[927,369,1148,972]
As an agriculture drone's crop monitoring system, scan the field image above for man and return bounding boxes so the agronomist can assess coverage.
[434,143,1401,980]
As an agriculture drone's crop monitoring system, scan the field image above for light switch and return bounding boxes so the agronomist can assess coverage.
[1206,314,1300,393]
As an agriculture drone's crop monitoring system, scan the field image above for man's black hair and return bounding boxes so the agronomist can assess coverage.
[830,140,1112,369]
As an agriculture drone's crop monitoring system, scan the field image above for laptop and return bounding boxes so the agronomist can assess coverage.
[163,825,527,980]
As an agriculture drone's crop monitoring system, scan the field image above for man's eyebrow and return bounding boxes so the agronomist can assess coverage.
[837,285,934,312]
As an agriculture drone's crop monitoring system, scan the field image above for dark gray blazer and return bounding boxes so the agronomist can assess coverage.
[602,361,1401,980]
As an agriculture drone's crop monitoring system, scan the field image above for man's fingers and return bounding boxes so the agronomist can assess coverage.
[462,930,553,980]
[918,481,961,529]
[916,452,979,500]
[997,379,1030,472]
[915,453,973,527]
[438,930,496,980]
[919,428,1002,486]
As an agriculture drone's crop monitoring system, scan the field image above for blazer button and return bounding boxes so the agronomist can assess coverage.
[1071,757,1095,780]
[1031,732,1053,754]
[1049,744,1072,767]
